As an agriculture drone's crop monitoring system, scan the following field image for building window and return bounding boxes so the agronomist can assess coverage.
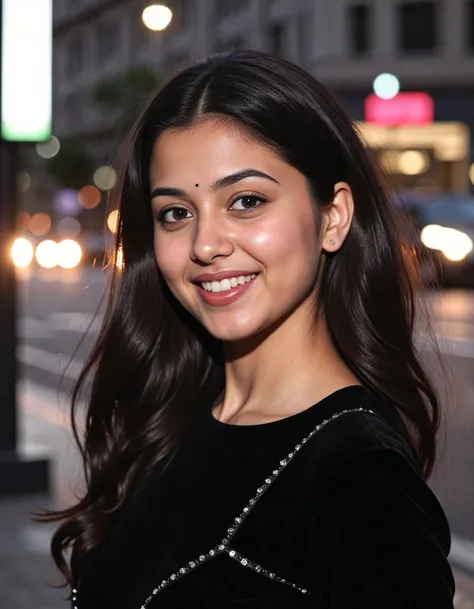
[268,23,285,56]
[66,37,84,77]
[467,0,474,52]
[97,19,120,62]
[348,4,371,56]
[179,0,194,28]
[66,91,83,127]
[398,2,438,53]
[131,5,148,51]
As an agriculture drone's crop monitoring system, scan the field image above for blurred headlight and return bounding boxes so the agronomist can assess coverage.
[57,239,82,268]
[35,240,58,268]
[421,224,473,262]
[12,237,34,267]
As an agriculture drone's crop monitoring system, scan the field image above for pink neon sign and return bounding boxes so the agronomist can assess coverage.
[365,93,434,126]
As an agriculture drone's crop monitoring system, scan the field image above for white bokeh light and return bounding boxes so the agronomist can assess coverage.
[373,73,400,100]
[35,239,58,268]
[57,239,82,268]
[93,166,117,191]
[12,237,34,267]
[142,4,172,31]
[421,225,473,262]
[36,135,60,158]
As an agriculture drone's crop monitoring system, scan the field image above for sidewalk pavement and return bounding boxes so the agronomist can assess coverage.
[1,379,474,609]
[0,381,82,609]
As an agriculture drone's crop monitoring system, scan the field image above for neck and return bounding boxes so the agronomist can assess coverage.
[214,302,360,425]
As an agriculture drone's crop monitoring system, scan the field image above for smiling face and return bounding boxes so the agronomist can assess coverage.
[149,118,324,342]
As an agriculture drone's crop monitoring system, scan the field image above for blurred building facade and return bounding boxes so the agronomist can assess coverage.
[317,0,474,194]
[52,0,474,193]
[53,0,313,155]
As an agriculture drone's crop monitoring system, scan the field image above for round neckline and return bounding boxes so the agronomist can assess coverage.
[207,385,367,431]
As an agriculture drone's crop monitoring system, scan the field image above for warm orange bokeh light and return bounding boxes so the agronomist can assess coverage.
[78,185,101,209]
[107,210,120,234]
[16,211,31,231]
[29,212,51,236]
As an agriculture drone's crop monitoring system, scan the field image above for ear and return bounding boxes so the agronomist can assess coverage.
[321,182,354,253]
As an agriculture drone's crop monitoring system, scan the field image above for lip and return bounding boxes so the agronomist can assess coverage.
[192,270,259,283]
[195,275,258,306]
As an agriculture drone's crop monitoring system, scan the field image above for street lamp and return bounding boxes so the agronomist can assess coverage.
[142,4,173,31]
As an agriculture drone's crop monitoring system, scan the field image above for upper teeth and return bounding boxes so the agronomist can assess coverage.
[201,274,257,293]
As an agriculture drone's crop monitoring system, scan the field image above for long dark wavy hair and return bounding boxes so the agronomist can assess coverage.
[40,50,446,589]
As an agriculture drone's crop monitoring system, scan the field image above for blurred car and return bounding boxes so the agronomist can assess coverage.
[396,192,474,288]
[12,232,115,270]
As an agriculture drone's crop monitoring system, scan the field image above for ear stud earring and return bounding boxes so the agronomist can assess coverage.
[329,239,336,246]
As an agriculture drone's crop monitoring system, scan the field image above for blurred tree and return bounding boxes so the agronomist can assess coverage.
[45,67,160,191]
[91,65,161,133]
[46,140,95,190]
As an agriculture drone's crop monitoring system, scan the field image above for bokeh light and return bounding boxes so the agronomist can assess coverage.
[469,163,474,186]
[114,244,124,271]
[17,171,31,193]
[57,217,81,238]
[36,135,60,159]
[35,240,58,268]
[421,224,473,261]
[142,4,173,31]
[12,238,34,268]
[93,166,117,191]
[373,73,400,100]
[54,189,81,216]
[16,211,31,231]
[397,150,429,175]
[107,210,120,234]
[57,239,82,268]
[78,184,101,209]
[29,212,51,236]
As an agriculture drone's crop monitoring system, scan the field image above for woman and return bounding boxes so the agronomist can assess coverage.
[44,50,455,608]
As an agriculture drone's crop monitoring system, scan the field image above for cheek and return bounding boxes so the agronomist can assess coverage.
[154,234,184,285]
[248,212,319,271]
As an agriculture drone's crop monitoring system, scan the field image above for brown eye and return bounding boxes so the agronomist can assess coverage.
[157,206,192,225]
[231,195,267,212]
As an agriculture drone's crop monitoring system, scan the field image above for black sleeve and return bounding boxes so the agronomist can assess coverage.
[309,447,456,608]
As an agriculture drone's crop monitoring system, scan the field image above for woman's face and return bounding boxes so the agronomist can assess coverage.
[149,118,323,342]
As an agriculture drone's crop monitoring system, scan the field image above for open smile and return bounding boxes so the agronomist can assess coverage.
[195,274,259,306]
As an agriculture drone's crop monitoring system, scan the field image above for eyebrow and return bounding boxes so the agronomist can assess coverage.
[150,168,280,199]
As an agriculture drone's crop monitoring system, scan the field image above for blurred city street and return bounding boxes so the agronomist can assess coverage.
[0,267,474,607]
[2,0,474,607]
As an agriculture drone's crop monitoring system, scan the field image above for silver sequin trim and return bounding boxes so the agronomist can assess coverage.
[226,548,308,595]
[74,405,374,609]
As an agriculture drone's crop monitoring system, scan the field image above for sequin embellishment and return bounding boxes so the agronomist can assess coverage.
[73,404,374,609]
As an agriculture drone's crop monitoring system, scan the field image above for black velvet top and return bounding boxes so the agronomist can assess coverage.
[73,385,455,609]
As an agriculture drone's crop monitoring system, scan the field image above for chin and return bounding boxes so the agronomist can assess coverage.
[203,316,269,344]
[205,326,255,343]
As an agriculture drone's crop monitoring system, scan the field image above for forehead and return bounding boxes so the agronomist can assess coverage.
[149,119,285,184]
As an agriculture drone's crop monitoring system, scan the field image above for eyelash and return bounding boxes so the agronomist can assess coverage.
[155,192,269,226]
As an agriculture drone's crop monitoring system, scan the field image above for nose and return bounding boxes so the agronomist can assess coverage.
[191,211,234,264]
